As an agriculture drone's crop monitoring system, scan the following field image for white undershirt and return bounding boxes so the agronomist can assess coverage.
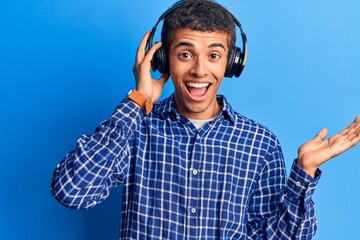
[187,117,216,130]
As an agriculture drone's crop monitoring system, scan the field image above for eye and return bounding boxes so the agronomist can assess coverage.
[179,52,191,59]
[210,53,221,60]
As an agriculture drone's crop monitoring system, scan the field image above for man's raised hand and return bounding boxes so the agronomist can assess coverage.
[132,31,169,103]
[297,114,360,178]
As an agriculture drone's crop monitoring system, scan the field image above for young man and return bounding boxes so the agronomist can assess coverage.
[51,0,360,239]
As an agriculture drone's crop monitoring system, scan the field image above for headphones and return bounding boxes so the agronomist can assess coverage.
[146,0,248,78]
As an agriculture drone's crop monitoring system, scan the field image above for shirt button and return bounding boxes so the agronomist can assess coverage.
[296,181,301,187]
[176,116,181,120]
[191,208,196,213]
[125,113,130,117]
[192,170,198,175]
[196,135,201,139]
[105,141,110,146]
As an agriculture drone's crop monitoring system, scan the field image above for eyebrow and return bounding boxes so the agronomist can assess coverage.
[174,42,193,49]
[208,43,226,51]
[174,41,226,51]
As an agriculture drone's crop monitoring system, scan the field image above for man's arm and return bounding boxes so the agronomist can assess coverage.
[297,114,360,178]
[246,140,320,239]
[50,99,144,209]
[50,32,168,209]
[247,115,360,239]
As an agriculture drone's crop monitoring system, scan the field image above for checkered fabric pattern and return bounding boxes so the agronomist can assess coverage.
[51,95,320,239]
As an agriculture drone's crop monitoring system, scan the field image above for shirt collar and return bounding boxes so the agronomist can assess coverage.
[153,94,236,124]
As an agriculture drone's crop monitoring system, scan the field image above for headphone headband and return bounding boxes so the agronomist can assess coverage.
[147,0,248,78]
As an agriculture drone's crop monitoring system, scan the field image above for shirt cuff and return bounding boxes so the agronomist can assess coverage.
[286,159,321,200]
[109,98,145,136]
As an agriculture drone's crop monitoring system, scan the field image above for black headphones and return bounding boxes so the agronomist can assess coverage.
[146,0,248,78]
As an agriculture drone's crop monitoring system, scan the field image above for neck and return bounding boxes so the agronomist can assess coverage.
[174,96,221,120]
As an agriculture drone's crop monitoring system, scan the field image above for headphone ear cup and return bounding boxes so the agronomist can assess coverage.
[225,48,235,78]
[225,47,243,78]
[152,44,169,74]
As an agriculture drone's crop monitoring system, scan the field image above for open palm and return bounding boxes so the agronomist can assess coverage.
[297,115,360,178]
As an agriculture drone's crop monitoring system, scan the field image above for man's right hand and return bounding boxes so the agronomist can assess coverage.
[132,31,169,104]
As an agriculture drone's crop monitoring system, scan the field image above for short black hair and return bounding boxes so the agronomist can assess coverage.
[161,0,236,53]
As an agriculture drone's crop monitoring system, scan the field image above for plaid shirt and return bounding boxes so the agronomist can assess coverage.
[51,95,321,239]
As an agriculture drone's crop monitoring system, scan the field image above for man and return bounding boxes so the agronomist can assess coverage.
[51,0,360,239]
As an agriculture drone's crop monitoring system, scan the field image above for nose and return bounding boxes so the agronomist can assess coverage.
[190,57,208,77]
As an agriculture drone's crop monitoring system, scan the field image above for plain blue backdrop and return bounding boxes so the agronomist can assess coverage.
[1,0,359,239]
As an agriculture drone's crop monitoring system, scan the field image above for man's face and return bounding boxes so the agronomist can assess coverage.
[168,28,229,120]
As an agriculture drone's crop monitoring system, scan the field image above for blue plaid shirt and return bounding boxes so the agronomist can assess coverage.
[51,95,321,239]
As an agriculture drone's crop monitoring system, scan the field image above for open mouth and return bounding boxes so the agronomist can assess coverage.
[185,82,210,99]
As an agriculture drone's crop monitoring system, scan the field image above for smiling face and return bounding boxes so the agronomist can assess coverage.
[168,28,229,120]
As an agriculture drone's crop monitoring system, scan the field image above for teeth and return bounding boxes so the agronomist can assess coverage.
[186,82,210,88]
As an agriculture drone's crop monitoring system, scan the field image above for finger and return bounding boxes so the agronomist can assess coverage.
[338,126,351,137]
[353,114,360,132]
[314,128,328,141]
[348,133,360,146]
[345,124,360,142]
[354,114,360,123]
[136,31,151,63]
[339,118,360,136]
[134,41,162,74]
[144,41,163,62]
[348,121,360,134]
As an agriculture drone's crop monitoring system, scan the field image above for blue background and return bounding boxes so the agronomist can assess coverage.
[1,0,359,239]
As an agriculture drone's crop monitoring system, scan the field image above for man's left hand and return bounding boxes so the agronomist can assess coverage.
[297,114,360,178]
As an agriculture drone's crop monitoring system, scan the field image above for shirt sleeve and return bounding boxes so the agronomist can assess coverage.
[246,140,321,240]
[50,98,144,209]
[284,160,321,238]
